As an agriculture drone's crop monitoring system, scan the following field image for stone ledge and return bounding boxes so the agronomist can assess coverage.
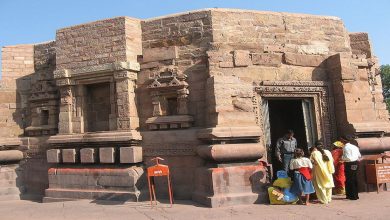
[54,62,140,79]
[196,143,265,162]
[0,150,24,163]
[352,122,390,133]
[357,137,390,153]
[47,131,142,146]
[197,126,261,141]
[44,189,143,202]
[146,115,193,130]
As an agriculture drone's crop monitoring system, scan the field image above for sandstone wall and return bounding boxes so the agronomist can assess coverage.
[0,44,34,138]
[137,11,213,199]
[138,11,212,129]
[56,17,141,70]
[350,32,373,58]
[27,41,59,135]
[328,33,389,135]
[205,9,352,130]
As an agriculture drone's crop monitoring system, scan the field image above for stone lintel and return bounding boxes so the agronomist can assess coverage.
[251,53,282,67]
[53,62,140,80]
[284,52,325,67]
[142,46,178,63]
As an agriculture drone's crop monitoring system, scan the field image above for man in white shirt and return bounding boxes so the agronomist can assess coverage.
[340,135,362,200]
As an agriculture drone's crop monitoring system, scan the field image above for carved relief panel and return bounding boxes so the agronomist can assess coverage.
[146,66,193,130]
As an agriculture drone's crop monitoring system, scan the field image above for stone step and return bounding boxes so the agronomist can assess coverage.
[192,191,268,208]
[0,187,21,196]
[44,188,145,202]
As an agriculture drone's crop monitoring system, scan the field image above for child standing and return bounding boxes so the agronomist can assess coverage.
[290,148,315,205]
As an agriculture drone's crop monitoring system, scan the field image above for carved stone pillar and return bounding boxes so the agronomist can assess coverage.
[72,85,85,133]
[177,88,189,115]
[151,91,162,116]
[59,86,73,134]
[114,70,137,130]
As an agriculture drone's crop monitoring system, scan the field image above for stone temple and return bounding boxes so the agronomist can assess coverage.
[1,8,390,207]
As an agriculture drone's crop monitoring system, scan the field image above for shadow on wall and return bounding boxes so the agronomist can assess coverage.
[314,55,355,137]
[250,166,269,204]
[13,74,33,137]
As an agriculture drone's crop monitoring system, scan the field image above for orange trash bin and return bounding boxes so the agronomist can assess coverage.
[147,157,174,207]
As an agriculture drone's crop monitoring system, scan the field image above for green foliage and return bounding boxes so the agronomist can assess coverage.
[381,65,390,110]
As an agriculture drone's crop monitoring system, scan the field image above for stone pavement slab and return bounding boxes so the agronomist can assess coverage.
[0,193,389,220]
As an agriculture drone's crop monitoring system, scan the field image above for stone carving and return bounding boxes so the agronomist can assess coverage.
[177,88,189,115]
[147,66,188,89]
[60,87,73,105]
[146,65,192,130]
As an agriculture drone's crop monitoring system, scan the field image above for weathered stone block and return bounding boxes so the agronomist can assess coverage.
[251,53,282,67]
[143,46,178,63]
[284,52,324,67]
[341,66,357,81]
[233,50,250,67]
[80,148,96,163]
[99,147,115,163]
[219,61,234,68]
[264,45,284,53]
[62,149,77,163]
[120,147,142,163]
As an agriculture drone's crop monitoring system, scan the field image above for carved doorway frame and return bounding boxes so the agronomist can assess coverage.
[254,81,337,149]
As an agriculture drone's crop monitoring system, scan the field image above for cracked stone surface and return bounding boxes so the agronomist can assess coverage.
[0,193,389,220]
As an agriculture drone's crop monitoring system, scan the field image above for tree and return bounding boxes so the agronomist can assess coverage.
[381,64,390,109]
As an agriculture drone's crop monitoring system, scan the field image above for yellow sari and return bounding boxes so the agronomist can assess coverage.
[310,149,335,204]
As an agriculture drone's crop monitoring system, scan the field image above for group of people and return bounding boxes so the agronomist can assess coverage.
[275,130,362,205]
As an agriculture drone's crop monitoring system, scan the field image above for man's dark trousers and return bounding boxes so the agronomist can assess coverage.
[345,161,359,200]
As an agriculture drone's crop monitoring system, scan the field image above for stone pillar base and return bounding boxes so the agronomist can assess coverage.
[44,166,146,202]
[192,163,269,207]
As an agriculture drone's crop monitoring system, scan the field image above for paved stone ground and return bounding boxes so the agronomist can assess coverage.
[1,193,389,220]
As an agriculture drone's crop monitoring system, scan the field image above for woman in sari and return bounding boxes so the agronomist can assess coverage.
[310,143,335,204]
[331,141,346,195]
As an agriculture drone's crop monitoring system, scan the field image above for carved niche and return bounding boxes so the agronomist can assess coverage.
[146,66,193,130]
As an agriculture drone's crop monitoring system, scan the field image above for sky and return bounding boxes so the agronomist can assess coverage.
[1,0,389,77]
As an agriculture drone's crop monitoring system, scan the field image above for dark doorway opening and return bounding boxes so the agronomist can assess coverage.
[268,99,309,175]
[85,82,111,132]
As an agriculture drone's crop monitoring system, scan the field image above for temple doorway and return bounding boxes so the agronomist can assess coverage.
[262,98,317,175]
